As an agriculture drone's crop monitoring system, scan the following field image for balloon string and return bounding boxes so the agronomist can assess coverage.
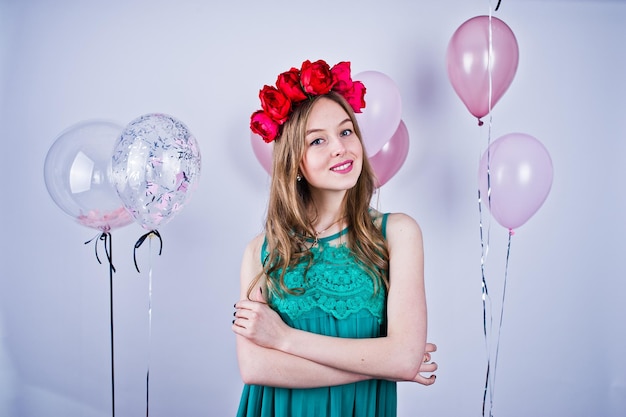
[481,4,498,415]
[478,189,493,417]
[84,232,116,417]
[145,237,154,417]
[108,234,116,417]
[488,3,494,128]
[491,229,514,400]
[85,231,117,273]
[134,230,163,273]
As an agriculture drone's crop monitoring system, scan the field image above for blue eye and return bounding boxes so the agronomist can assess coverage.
[341,129,352,137]
[310,138,324,146]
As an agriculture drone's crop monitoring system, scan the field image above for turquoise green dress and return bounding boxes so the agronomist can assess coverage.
[236,214,396,417]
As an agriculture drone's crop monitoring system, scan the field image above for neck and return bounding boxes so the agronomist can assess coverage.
[314,215,345,237]
[307,189,348,242]
[309,188,345,217]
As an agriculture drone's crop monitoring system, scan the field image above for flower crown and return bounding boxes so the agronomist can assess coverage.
[250,59,366,143]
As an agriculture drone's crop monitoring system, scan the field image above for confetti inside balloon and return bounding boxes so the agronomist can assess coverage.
[111,113,201,231]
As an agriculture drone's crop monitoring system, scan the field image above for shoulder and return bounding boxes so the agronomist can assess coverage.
[239,233,266,293]
[384,212,423,249]
[385,212,421,230]
[242,233,265,264]
[369,209,421,234]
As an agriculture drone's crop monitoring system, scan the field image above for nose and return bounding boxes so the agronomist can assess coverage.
[330,136,346,157]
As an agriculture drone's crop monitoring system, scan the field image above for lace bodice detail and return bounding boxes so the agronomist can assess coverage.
[264,232,386,324]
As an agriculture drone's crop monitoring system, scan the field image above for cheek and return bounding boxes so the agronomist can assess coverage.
[300,151,323,174]
[351,140,364,159]
[299,154,315,179]
[352,142,364,173]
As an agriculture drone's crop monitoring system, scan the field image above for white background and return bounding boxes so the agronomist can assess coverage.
[1,0,625,416]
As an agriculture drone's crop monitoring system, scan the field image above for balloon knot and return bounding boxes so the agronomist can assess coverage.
[478,119,484,126]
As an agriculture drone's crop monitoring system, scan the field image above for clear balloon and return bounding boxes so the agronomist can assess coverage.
[354,71,402,155]
[478,133,553,230]
[111,113,201,231]
[44,120,134,232]
[369,120,410,187]
[251,132,273,175]
[447,15,519,124]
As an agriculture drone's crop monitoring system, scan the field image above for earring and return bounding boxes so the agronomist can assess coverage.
[296,174,302,182]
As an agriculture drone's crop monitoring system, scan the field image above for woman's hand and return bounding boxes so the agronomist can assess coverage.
[412,342,438,385]
[232,287,289,350]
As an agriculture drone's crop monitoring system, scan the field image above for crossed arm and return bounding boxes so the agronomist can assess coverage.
[232,213,437,388]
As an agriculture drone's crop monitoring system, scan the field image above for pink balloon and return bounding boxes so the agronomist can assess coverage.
[478,133,553,230]
[447,16,519,125]
[369,120,410,187]
[354,71,402,155]
[251,132,273,175]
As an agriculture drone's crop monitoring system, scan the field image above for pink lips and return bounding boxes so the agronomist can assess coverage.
[330,160,353,174]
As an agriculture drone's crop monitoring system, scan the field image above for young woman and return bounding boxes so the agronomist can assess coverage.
[232,59,437,417]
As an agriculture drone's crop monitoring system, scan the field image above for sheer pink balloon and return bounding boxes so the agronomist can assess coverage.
[447,16,519,125]
[369,120,410,187]
[251,132,273,175]
[478,133,553,230]
[354,71,402,155]
[44,120,134,232]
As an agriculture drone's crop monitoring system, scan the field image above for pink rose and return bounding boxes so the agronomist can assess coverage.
[250,110,280,143]
[330,61,353,93]
[259,85,291,124]
[300,60,334,95]
[342,81,366,113]
[277,68,307,102]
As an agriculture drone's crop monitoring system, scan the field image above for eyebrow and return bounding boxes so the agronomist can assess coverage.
[305,118,353,135]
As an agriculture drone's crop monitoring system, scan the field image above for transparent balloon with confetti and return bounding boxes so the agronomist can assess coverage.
[111,113,201,232]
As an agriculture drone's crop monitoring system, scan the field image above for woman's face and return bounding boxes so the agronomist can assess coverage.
[299,97,363,193]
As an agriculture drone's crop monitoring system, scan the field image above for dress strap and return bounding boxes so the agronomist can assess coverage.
[381,212,389,239]
[261,236,268,264]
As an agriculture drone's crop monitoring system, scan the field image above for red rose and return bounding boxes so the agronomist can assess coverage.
[259,85,291,124]
[300,60,334,95]
[250,110,280,143]
[276,68,308,102]
[330,61,353,93]
[342,81,366,113]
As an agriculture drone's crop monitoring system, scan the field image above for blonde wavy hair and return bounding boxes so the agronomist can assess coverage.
[248,92,389,298]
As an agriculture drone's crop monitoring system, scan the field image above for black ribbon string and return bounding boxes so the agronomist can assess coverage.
[495,0,502,11]
[85,232,116,273]
[133,230,163,273]
[84,231,116,417]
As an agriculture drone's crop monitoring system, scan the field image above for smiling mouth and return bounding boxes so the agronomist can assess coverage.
[331,161,352,172]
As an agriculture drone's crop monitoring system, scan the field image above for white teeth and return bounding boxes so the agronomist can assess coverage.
[332,162,351,171]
